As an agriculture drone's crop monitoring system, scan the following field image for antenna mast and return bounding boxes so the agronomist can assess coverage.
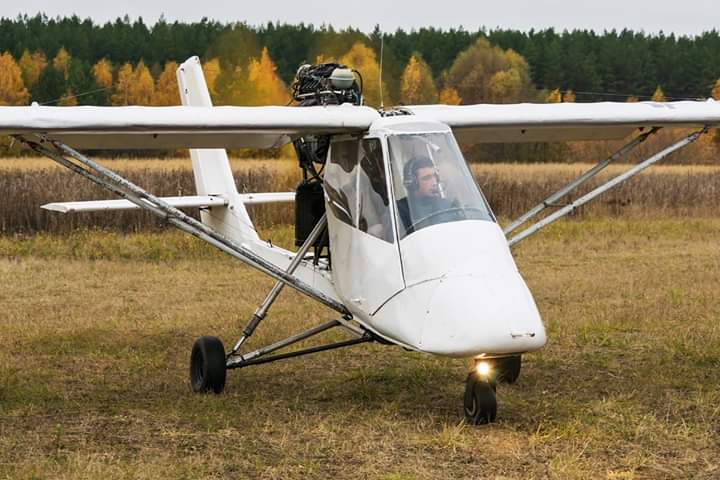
[379,30,384,110]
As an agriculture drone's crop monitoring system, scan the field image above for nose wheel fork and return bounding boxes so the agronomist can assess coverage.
[463,355,522,424]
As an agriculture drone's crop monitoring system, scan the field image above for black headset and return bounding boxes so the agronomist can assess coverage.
[403,157,435,191]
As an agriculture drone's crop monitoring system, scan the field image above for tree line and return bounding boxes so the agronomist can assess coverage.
[2,15,720,107]
[1,15,720,160]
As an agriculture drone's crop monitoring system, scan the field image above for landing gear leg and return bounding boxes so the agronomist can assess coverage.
[463,372,497,424]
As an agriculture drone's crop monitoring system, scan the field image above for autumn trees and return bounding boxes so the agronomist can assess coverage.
[2,19,720,113]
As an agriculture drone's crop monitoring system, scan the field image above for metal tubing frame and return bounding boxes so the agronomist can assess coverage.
[230,336,372,369]
[503,127,660,235]
[229,214,330,355]
[508,127,708,247]
[226,319,374,369]
[17,135,350,317]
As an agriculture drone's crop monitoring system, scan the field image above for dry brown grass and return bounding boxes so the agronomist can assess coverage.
[1,157,719,235]
[1,218,719,479]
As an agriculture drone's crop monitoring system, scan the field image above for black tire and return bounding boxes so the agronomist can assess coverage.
[190,336,226,394]
[495,355,522,384]
[464,373,497,424]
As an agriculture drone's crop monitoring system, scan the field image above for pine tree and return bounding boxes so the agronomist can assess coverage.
[400,54,437,105]
[0,52,29,105]
[154,61,179,106]
[651,86,666,102]
[34,65,65,104]
[18,50,47,91]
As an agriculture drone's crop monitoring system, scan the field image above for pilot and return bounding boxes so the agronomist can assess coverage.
[397,156,454,234]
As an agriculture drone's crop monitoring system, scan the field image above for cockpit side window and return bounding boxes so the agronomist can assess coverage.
[325,139,359,227]
[358,138,394,243]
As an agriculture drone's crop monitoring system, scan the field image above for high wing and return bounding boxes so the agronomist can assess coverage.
[0,104,380,149]
[405,101,720,143]
[2,100,719,150]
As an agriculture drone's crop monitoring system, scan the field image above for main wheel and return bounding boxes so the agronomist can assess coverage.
[190,336,226,394]
[464,373,497,424]
[495,355,522,384]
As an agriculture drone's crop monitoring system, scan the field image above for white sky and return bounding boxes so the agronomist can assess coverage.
[3,0,720,36]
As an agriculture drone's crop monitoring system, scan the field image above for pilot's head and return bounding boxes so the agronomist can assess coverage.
[404,157,440,198]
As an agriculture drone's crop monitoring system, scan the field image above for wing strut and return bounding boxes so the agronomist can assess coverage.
[15,134,350,316]
[506,127,709,247]
[503,127,660,235]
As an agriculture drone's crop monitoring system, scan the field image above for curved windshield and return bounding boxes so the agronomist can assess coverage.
[388,132,494,239]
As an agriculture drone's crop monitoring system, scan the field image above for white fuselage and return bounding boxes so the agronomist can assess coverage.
[319,117,546,358]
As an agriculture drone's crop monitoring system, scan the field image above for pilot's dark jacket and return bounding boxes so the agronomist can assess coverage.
[397,194,454,235]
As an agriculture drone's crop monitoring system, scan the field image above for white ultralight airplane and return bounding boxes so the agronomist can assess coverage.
[1,57,719,424]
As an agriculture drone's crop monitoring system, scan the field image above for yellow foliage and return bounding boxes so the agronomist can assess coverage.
[710,79,720,100]
[563,90,576,102]
[626,96,640,103]
[246,48,289,106]
[92,59,113,89]
[315,54,335,64]
[545,88,562,103]
[58,89,78,106]
[0,52,29,106]
[400,54,437,105]
[339,42,387,107]
[154,61,179,106]
[202,58,221,99]
[447,38,533,104]
[111,63,134,105]
[18,50,47,89]
[438,87,461,105]
[489,70,523,103]
[651,86,666,102]
[130,61,155,105]
[52,47,71,80]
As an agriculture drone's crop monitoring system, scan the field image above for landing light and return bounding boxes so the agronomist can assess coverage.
[476,361,491,378]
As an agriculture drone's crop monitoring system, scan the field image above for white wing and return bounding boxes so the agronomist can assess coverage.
[0,104,379,149]
[406,101,720,143]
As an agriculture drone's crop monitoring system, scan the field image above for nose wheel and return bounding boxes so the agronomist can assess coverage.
[464,372,497,424]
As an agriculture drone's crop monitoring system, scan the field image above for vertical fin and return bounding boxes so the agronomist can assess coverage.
[176,57,259,244]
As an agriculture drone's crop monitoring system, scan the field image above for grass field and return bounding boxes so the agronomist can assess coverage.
[1,218,719,479]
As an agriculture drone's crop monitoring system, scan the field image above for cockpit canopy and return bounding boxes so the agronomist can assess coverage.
[324,125,495,244]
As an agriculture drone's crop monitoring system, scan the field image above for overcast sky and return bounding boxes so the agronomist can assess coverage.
[3,0,719,36]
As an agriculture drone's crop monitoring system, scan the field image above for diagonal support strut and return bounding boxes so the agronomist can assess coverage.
[507,127,708,247]
[16,134,351,317]
[504,127,660,235]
